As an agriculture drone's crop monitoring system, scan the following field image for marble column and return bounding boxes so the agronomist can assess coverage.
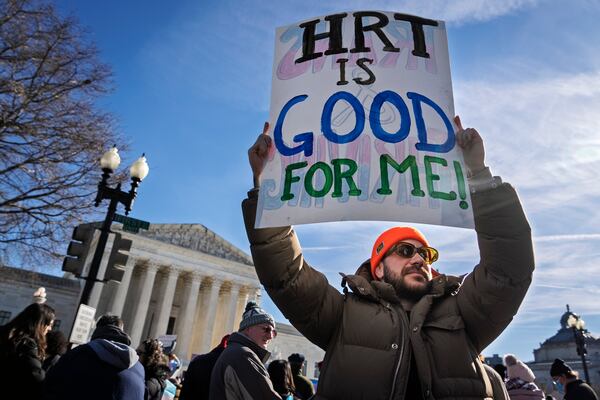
[225,283,241,335]
[150,267,180,338]
[109,256,136,317]
[175,273,203,360]
[234,286,250,330]
[199,278,223,354]
[129,263,158,347]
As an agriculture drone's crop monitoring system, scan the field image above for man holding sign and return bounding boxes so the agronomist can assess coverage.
[243,11,533,399]
[242,116,533,399]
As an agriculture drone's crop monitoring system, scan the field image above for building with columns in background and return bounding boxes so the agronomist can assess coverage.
[0,221,325,376]
[91,223,262,360]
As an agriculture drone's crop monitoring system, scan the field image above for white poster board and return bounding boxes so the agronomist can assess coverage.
[258,11,474,229]
[69,304,96,344]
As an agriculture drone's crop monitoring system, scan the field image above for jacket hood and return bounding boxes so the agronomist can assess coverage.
[229,332,271,364]
[340,259,462,303]
[91,324,132,345]
[88,338,140,370]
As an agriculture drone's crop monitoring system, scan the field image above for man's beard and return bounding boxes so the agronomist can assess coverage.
[383,262,433,301]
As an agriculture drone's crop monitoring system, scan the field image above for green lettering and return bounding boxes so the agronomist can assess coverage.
[331,158,362,198]
[377,154,425,197]
[424,156,456,201]
[304,162,333,198]
[453,161,469,209]
[281,161,307,201]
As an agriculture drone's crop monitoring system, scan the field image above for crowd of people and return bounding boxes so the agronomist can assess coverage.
[1,298,598,400]
[0,302,183,400]
[0,298,319,400]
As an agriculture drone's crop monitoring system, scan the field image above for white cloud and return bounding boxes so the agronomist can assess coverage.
[535,233,600,242]
[379,0,541,24]
[454,70,600,230]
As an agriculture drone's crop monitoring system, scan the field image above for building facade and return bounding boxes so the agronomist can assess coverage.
[0,222,325,372]
[528,305,600,394]
[88,223,263,361]
[0,266,80,332]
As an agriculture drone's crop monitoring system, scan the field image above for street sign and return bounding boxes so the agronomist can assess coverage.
[113,213,150,233]
[69,304,96,344]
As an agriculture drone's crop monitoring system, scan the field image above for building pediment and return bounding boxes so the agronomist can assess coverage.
[135,223,253,266]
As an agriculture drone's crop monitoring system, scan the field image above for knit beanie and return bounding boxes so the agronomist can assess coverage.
[550,358,572,377]
[504,354,535,382]
[370,226,438,278]
[239,301,275,331]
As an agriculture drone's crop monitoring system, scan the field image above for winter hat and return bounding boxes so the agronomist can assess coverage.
[288,353,305,364]
[239,301,275,331]
[550,358,572,377]
[370,226,438,278]
[504,354,535,382]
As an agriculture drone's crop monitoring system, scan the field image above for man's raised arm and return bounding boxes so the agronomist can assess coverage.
[453,116,535,351]
[242,122,344,350]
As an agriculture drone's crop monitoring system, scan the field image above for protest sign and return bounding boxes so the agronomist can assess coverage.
[69,304,96,344]
[257,11,474,229]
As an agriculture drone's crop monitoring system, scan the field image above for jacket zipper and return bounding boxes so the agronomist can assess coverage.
[388,305,408,400]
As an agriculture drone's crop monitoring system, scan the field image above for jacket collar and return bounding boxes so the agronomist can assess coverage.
[229,332,271,364]
[340,259,463,304]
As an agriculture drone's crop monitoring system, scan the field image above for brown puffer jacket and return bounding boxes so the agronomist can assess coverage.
[242,183,534,400]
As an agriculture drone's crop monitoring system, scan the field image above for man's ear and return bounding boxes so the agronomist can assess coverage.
[374,263,384,280]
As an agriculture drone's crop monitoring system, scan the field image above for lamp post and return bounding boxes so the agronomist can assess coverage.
[78,146,149,307]
[566,312,591,385]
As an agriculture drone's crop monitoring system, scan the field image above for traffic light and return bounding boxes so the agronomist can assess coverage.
[104,233,132,283]
[63,225,95,276]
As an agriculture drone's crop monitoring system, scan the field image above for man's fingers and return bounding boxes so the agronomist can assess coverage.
[258,137,271,157]
[464,129,477,144]
[262,134,272,147]
[454,115,464,131]
[469,128,482,142]
[454,115,467,148]
[249,123,273,158]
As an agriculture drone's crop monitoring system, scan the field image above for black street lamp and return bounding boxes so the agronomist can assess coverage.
[78,146,149,307]
[566,312,591,385]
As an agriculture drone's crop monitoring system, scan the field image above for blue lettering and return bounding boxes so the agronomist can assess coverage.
[407,92,454,153]
[370,90,411,143]
[274,95,314,157]
[321,91,365,144]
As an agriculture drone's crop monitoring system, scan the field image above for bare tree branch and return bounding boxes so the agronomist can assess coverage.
[0,0,127,266]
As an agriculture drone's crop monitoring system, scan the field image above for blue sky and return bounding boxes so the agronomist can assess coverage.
[53,0,600,363]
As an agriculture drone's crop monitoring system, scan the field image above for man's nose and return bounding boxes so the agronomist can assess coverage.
[410,255,431,272]
[411,252,426,264]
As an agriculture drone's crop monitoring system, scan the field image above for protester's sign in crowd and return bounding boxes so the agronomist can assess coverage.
[257,11,474,229]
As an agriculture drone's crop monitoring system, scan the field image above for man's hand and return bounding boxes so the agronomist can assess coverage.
[248,122,273,188]
[454,115,486,177]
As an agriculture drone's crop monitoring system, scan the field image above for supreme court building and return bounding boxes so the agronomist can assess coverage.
[90,222,263,360]
[1,222,324,377]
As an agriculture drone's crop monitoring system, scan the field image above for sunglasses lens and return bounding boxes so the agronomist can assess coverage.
[394,243,438,264]
[397,244,416,258]
[389,243,439,264]
[425,249,435,263]
[420,248,439,263]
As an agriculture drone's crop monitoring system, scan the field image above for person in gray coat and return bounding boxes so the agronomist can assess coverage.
[209,302,281,400]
